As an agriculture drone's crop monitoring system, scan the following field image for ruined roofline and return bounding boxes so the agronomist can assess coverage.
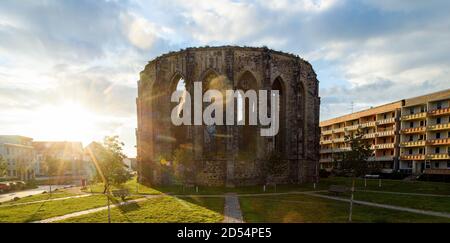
[141,45,312,75]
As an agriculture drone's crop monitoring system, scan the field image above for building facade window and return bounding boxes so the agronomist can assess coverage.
[435,147,440,154]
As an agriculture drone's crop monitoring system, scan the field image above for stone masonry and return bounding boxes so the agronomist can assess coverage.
[136,46,320,186]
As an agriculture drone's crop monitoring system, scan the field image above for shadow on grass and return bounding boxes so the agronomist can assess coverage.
[26,200,48,222]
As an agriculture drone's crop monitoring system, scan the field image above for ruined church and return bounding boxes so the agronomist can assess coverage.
[136,46,320,186]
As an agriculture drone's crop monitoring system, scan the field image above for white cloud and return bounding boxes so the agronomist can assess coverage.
[120,12,158,50]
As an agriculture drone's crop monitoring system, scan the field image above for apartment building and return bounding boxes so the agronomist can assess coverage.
[320,102,401,173]
[399,89,450,175]
[320,89,450,176]
[0,135,36,180]
[33,141,87,177]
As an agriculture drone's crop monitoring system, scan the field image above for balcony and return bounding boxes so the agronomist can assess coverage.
[363,133,377,139]
[345,124,360,131]
[360,121,376,128]
[400,140,426,147]
[333,127,345,133]
[334,147,351,153]
[426,138,450,146]
[426,154,450,160]
[322,129,333,135]
[320,140,332,145]
[427,123,450,131]
[332,137,346,143]
[428,107,450,117]
[377,130,395,137]
[377,118,395,125]
[401,127,426,134]
[401,112,427,121]
[320,158,333,163]
[400,154,425,160]
[375,155,395,161]
[376,143,395,149]
[424,169,450,175]
[320,148,333,154]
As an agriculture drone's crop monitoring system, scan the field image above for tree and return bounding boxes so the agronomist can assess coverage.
[88,136,131,193]
[172,145,195,185]
[333,128,374,222]
[0,155,7,178]
[333,129,374,176]
[43,156,62,194]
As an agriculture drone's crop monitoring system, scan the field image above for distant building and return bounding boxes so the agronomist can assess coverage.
[320,102,401,173]
[123,158,137,171]
[320,89,450,176]
[0,135,36,181]
[33,141,87,177]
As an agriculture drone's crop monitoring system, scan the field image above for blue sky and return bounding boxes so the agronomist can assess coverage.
[1,0,449,156]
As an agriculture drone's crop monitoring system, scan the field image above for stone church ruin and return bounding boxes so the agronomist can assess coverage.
[136,46,320,186]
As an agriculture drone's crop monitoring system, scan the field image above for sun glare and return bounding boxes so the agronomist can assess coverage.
[31,102,98,143]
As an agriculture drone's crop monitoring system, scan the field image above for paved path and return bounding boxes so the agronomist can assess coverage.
[356,189,450,198]
[33,197,152,223]
[33,195,165,223]
[303,192,450,219]
[223,193,244,223]
[0,194,92,208]
[0,185,72,203]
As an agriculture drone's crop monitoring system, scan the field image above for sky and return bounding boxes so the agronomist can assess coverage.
[0,0,449,157]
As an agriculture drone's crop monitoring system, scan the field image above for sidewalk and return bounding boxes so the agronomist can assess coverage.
[223,193,244,223]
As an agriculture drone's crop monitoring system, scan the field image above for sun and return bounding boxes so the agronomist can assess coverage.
[31,102,98,143]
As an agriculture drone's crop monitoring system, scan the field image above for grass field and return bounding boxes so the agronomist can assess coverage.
[314,177,450,195]
[85,177,310,195]
[239,194,450,223]
[86,176,450,196]
[320,191,450,213]
[0,195,109,223]
[0,191,80,205]
[60,196,224,223]
[2,176,450,223]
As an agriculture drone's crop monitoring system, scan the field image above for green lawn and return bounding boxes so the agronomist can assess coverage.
[84,178,163,195]
[0,191,80,205]
[85,177,312,195]
[240,194,450,223]
[60,196,224,223]
[85,176,450,196]
[315,177,450,195]
[320,191,450,213]
[0,194,142,223]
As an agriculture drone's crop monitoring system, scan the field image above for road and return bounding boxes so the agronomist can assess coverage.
[0,185,72,203]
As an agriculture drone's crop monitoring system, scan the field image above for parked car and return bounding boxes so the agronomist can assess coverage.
[0,182,11,193]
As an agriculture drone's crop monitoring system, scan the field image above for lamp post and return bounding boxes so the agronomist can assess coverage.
[107,188,111,223]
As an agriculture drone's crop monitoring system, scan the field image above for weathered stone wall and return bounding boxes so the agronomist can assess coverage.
[137,46,320,186]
